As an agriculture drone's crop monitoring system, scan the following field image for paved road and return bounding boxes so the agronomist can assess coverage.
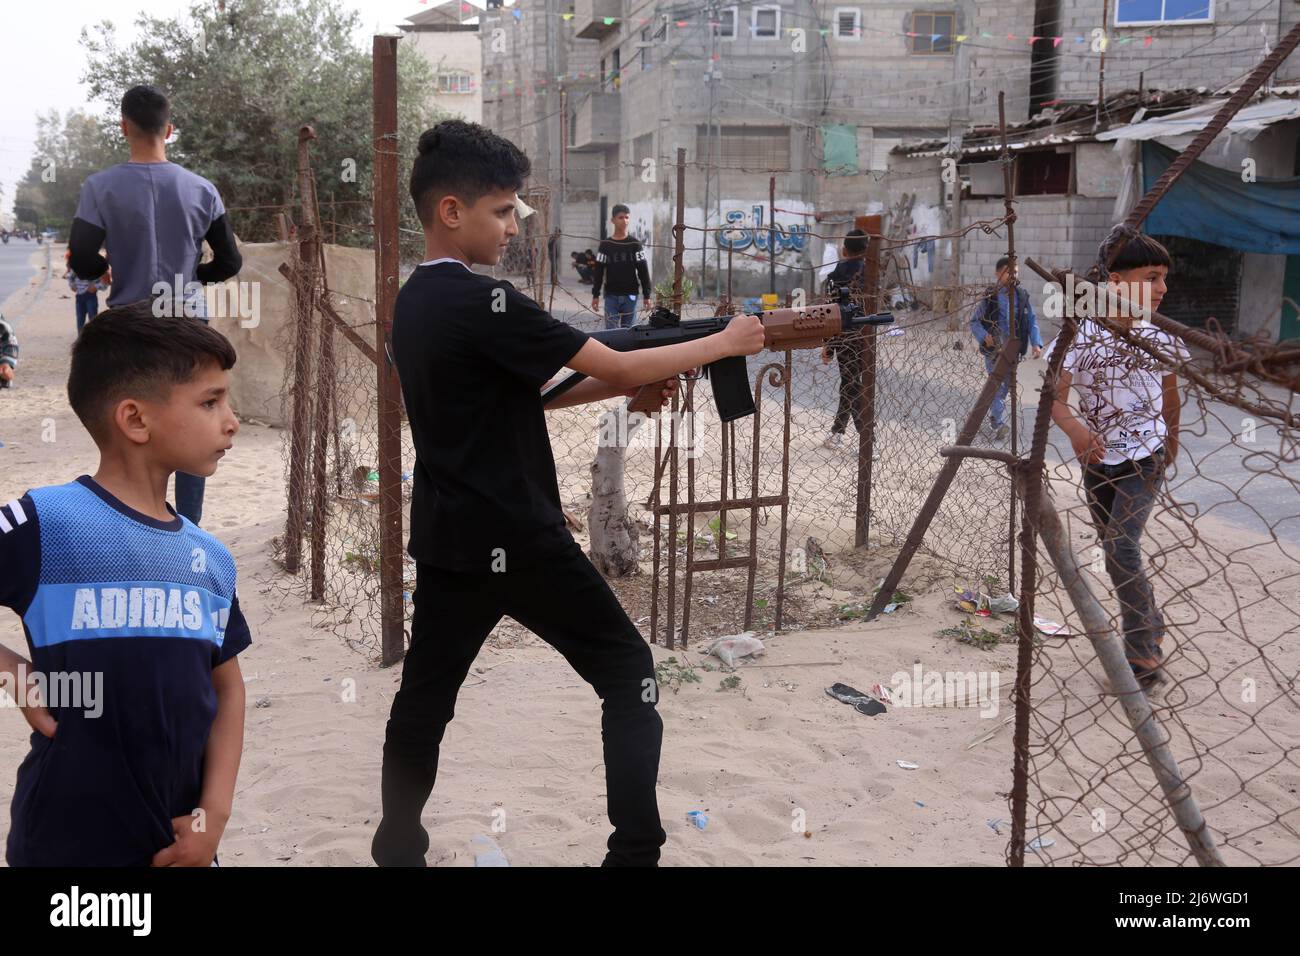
[0,240,49,322]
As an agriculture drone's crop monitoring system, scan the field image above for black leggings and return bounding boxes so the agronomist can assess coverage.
[373,542,666,866]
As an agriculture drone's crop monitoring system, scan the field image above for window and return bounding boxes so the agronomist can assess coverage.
[633,132,654,168]
[599,56,607,92]
[437,73,473,94]
[716,6,737,39]
[1115,0,1212,25]
[752,5,780,39]
[697,125,791,170]
[909,12,954,54]
[612,48,621,90]
[605,145,620,182]
[835,8,861,40]
[869,136,902,172]
[640,28,652,70]
[1016,150,1072,196]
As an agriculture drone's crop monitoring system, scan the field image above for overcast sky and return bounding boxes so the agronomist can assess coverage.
[0,0,485,219]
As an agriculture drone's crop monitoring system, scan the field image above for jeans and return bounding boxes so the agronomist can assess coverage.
[603,294,638,330]
[75,292,98,332]
[983,350,1014,429]
[1082,450,1166,674]
[373,541,666,867]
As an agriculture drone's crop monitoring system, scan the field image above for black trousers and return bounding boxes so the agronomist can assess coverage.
[831,342,864,435]
[372,541,666,866]
[1082,450,1167,674]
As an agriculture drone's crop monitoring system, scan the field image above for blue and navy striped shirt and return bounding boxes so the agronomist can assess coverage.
[0,476,251,866]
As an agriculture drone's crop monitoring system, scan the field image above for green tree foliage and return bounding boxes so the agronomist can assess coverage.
[66,0,441,252]
[13,111,125,234]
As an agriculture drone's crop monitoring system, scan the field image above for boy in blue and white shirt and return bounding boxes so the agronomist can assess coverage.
[63,248,109,332]
[969,255,1044,441]
[0,301,250,866]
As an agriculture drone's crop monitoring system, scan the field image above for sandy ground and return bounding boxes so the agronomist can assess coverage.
[0,249,1295,866]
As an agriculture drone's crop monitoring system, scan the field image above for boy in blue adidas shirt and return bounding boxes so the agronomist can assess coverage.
[0,301,250,866]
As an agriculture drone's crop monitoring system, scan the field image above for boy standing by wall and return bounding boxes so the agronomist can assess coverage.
[820,228,868,448]
[372,120,763,867]
[1051,231,1186,692]
[590,203,653,330]
[0,302,249,865]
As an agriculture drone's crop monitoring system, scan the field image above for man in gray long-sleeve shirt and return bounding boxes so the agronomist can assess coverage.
[68,84,242,525]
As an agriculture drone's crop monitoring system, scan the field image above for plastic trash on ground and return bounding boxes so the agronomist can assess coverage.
[471,834,509,867]
[701,632,765,668]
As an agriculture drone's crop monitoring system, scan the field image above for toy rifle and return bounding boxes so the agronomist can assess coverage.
[541,289,893,421]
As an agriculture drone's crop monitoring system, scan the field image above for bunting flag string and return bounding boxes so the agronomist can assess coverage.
[463,5,1160,51]
[465,5,1168,97]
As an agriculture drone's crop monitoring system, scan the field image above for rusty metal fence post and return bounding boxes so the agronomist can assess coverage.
[294,126,334,603]
[855,216,882,549]
[373,35,405,667]
[283,158,316,576]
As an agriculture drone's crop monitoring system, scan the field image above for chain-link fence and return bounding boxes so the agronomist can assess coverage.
[1009,290,1300,867]
[260,26,1300,867]
[266,222,1027,657]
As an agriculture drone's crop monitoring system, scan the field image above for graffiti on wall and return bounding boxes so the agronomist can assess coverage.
[717,204,810,257]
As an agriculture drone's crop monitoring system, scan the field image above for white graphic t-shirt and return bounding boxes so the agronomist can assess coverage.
[1063,319,1189,466]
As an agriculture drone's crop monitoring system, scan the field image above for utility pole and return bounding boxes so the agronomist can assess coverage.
[946,0,974,318]
[703,3,717,301]
[545,0,559,239]
[1095,0,1109,132]
[769,175,776,296]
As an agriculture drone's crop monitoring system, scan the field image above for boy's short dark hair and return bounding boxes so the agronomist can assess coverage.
[121,85,171,136]
[68,301,237,443]
[844,228,868,256]
[996,256,1011,272]
[410,120,531,227]
[1107,231,1172,273]
[611,203,630,218]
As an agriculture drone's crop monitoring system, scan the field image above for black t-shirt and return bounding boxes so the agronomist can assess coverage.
[392,260,591,572]
[823,256,863,293]
[592,236,652,298]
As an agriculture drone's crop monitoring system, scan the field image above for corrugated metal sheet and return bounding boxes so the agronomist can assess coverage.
[1097,95,1300,142]
[902,132,1090,158]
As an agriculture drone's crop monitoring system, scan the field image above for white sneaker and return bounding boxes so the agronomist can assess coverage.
[823,432,843,449]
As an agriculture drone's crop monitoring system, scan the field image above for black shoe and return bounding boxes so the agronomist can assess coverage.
[371,818,431,867]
